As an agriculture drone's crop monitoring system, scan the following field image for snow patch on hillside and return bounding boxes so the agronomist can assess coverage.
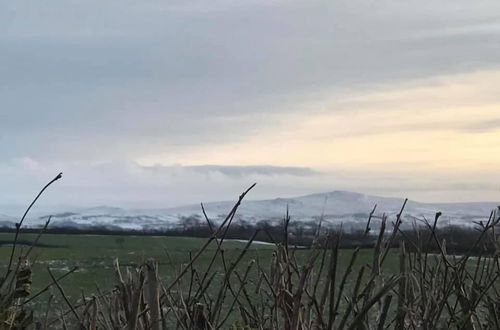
[1,191,497,231]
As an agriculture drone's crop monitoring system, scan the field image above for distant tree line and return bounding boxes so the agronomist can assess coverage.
[0,214,498,255]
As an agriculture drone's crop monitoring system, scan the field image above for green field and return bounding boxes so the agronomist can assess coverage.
[2,231,496,328]
[0,232,400,315]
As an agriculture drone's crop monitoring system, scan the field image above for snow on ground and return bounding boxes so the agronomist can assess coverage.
[1,191,497,231]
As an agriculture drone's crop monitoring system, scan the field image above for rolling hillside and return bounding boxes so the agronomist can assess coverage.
[0,191,497,231]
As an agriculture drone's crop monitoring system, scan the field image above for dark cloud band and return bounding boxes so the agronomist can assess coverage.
[142,164,321,177]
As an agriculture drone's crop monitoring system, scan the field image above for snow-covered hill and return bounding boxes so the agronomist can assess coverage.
[1,191,498,231]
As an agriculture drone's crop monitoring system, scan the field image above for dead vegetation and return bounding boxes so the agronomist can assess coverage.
[1,175,500,329]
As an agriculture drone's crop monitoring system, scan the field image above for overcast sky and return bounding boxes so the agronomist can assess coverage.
[1,0,500,212]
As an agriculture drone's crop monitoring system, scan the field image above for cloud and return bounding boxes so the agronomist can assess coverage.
[1,1,500,207]
[0,160,324,212]
[0,158,498,217]
[2,0,500,163]
[143,164,321,177]
[460,119,500,133]
[408,18,500,40]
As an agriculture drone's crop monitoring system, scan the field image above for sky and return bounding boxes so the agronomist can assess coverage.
[1,0,500,212]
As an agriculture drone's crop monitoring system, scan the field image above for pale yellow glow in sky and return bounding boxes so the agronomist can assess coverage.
[139,70,500,178]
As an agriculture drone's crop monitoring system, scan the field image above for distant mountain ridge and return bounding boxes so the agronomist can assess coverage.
[0,191,498,231]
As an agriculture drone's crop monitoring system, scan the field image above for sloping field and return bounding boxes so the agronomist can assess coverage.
[0,233,398,312]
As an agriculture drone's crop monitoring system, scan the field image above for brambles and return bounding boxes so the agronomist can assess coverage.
[2,175,500,329]
[0,173,62,329]
[42,191,500,329]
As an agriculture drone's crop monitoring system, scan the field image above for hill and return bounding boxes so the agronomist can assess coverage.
[0,191,497,231]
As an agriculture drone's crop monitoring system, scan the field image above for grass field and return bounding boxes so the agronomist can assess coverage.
[1,224,498,329]
[0,232,399,312]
